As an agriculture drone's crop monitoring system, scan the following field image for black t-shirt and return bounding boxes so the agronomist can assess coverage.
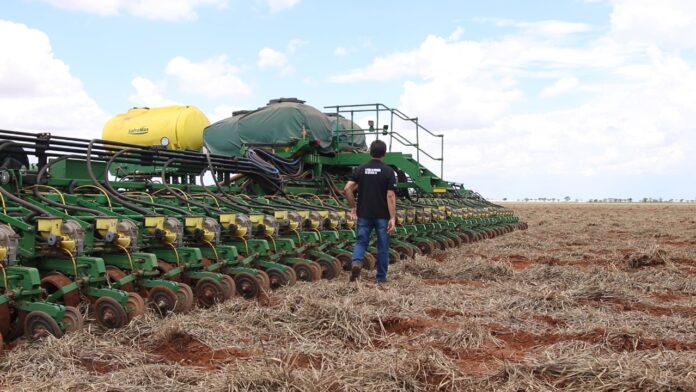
[349,159,397,219]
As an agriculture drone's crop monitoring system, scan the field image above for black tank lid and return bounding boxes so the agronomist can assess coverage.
[267,97,306,105]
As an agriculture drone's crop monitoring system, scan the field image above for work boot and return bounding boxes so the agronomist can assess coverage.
[349,265,362,282]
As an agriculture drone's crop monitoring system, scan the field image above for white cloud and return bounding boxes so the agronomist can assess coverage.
[334,47,348,57]
[257,40,304,75]
[610,0,696,49]
[257,48,288,69]
[208,104,243,122]
[540,76,579,97]
[128,77,178,107]
[481,18,594,35]
[0,20,106,138]
[165,55,251,99]
[286,39,306,54]
[399,76,522,129]
[435,49,696,183]
[448,26,464,41]
[40,0,227,21]
[266,0,299,12]
[332,8,696,194]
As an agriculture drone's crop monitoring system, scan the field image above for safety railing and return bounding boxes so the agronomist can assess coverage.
[324,103,444,178]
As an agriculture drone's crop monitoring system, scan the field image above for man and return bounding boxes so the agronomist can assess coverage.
[343,139,397,283]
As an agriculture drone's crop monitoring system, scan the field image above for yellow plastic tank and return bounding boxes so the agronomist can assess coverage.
[102,105,209,151]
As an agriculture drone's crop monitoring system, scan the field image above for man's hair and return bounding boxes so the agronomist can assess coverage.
[369,139,387,158]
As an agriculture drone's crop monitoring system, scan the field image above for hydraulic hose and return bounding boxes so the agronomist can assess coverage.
[33,156,107,216]
[102,147,192,216]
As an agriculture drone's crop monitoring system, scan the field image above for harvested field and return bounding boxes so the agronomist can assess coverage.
[1,203,695,391]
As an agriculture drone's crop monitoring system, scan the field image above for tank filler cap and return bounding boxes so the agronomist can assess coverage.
[268,98,305,105]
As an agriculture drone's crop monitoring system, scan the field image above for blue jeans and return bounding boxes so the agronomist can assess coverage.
[352,217,390,283]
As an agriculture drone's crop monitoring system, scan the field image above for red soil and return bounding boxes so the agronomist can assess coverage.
[426,308,463,318]
[487,324,696,352]
[379,316,457,335]
[151,332,258,370]
[650,291,694,302]
[507,255,531,270]
[431,252,451,263]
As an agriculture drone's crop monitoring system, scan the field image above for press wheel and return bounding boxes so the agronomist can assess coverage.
[220,275,236,300]
[148,286,178,316]
[336,253,352,271]
[316,259,337,280]
[175,283,194,313]
[388,250,399,264]
[126,292,145,320]
[331,259,343,277]
[266,268,289,289]
[293,263,317,282]
[416,240,434,255]
[393,245,410,260]
[62,306,83,333]
[309,261,323,281]
[24,311,63,339]
[95,296,129,329]
[194,278,225,308]
[41,273,80,307]
[284,268,297,286]
[256,270,271,291]
[234,272,261,299]
[363,252,376,270]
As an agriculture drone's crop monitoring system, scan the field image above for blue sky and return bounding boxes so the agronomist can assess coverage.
[0,0,694,200]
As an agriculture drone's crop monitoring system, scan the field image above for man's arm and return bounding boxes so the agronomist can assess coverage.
[344,181,358,220]
[386,190,396,233]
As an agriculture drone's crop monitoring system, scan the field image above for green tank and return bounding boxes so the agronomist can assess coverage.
[204,98,335,157]
[326,113,367,150]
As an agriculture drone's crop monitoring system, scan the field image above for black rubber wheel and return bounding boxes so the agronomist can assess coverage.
[317,259,338,280]
[285,268,297,286]
[220,275,236,300]
[293,263,316,282]
[266,268,290,289]
[255,270,271,291]
[336,253,353,271]
[175,283,195,313]
[148,286,178,316]
[63,306,83,333]
[24,311,63,339]
[194,278,226,308]
[416,240,434,255]
[394,245,410,260]
[94,296,129,329]
[126,292,145,320]
[234,272,261,299]
[363,252,376,270]
[388,250,399,264]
